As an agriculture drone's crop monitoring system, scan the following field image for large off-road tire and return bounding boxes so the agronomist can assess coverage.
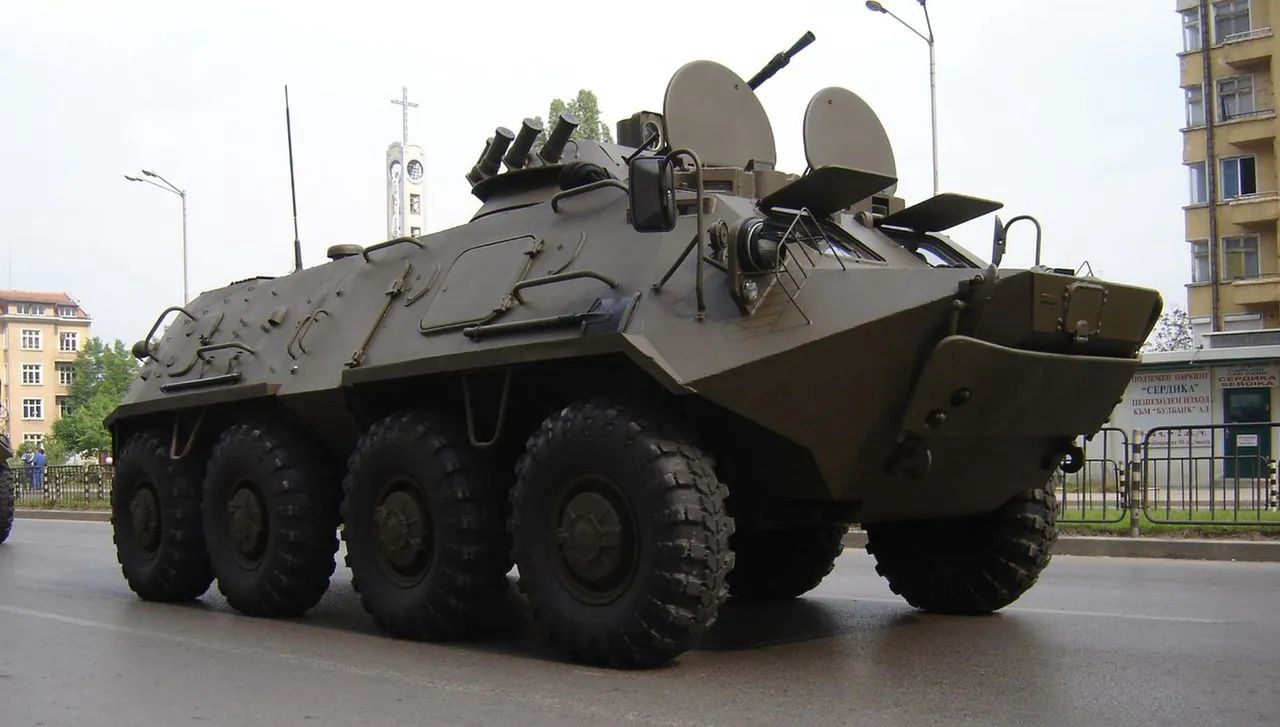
[0,464,14,544]
[342,410,511,640]
[203,421,339,617]
[727,525,848,601]
[510,401,734,668]
[864,487,1057,614]
[110,431,213,600]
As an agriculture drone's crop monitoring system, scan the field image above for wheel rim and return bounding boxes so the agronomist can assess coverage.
[227,481,269,567]
[129,483,161,554]
[374,479,433,586]
[553,475,638,605]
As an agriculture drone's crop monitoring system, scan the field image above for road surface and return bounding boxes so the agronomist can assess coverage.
[1,519,1277,726]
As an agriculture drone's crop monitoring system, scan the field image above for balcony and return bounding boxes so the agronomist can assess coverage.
[1229,273,1280,307]
[1217,108,1278,147]
[1221,28,1274,68]
[1224,192,1280,227]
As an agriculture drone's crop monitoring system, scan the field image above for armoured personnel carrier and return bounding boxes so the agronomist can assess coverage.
[0,436,14,544]
[107,34,1161,667]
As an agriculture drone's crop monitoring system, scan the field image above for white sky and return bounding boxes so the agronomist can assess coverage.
[1,0,1186,344]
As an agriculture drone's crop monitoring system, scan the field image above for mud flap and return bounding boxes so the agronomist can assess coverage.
[900,335,1137,440]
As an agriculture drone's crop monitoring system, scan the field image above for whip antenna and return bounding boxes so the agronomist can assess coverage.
[285,85,303,272]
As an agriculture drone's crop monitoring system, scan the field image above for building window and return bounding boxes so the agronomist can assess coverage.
[1217,75,1254,120]
[409,193,421,215]
[57,305,76,317]
[1220,156,1257,199]
[21,363,42,385]
[1214,0,1252,43]
[1182,8,1203,51]
[1191,241,1211,282]
[57,362,74,386]
[1188,162,1208,205]
[57,396,70,417]
[1224,234,1260,279]
[21,328,41,350]
[22,398,43,420]
[1186,85,1205,127]
[15,302,46,316]
[59,331,78,352]
[23,433,43,447]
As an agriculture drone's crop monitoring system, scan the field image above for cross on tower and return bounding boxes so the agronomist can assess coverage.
[390,86,420,230]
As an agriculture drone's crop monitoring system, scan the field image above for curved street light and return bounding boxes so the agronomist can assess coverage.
[866,0,938,195]
[124,169,189,303]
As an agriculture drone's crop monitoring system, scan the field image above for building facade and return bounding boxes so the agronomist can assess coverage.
[1178,0,1279,340]
[386,143,425,239]
[0,291,92,450]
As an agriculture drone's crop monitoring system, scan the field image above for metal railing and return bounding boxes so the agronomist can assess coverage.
[9,465,115,509]
[1141,424,1280,526]
[1222,26,1273,44]
[1054,423,1280,529]
[1052,428,1130,524]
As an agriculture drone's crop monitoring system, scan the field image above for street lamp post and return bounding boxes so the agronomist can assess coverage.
[866,0,938,196]
[124,170,189,303]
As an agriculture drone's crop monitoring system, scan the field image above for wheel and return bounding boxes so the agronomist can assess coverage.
[727,525,848,601]
[0,464,14,544]
[342,410,511,639]
[202,421,339,617]
[110,431,213,601]
[864,487,1057,614]
[510,401,734,668]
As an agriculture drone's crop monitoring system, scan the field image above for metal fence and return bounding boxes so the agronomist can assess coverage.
[9,465,115,509]
[1055,423,1280,529]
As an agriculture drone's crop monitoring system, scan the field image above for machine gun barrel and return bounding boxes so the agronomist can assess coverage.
[746,31,816,90]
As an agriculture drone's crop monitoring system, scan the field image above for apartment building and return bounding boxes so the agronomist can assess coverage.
[0,290,93,449]
[1179,0,1279,341]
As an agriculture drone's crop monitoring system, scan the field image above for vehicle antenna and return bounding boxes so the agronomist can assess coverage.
[285,85,303,272]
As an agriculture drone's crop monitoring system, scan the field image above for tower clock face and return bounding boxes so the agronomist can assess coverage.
[406,159,423,183]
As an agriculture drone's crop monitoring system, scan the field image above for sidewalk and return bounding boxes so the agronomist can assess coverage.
[841,529,1280,563]
[17,510,1280,562]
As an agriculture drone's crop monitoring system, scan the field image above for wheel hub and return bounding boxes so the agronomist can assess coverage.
[557,489,628,588]
[129,486,161,553]
[375,489,429,572]
[227,484,268,563]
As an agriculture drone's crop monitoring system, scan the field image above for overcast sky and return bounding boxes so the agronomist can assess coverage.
[1,0,1185,344]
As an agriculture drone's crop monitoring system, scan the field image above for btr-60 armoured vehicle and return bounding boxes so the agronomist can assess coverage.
[107,34,1161,667]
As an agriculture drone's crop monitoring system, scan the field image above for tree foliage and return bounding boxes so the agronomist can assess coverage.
[532,89,613,145]
[1142,308,1196,353]
[49,338,138,458]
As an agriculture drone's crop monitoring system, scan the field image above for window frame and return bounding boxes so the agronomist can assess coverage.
[1220,155,1258,199]
[56,305,75,317]
[1217,74,1255,120]
[1223,234,1261,280]
[1213,0,1252,43]
[20,328,42,350]
[22,433,43,447]
[57,396,71,418]
[59,331,78,352]
[57,362,75,386]
[22,398,44,421]
[1186,84,1206,127]
[1190,240,1211,283]
[21,363,43,385]
[1188,161,1209,205]
[1182,8,1203,52]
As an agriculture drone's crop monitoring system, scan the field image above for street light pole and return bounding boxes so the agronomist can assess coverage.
[124,170,189,303]
[866,0,938,196]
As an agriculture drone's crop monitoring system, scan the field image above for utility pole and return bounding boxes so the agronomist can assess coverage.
[390,87,420,230]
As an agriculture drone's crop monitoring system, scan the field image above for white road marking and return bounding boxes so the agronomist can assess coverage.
[0,604,703,727]
[827,595,1229,624]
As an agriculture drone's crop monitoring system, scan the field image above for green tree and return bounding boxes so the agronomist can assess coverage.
[49,338,138,458]
[533,89,613,144]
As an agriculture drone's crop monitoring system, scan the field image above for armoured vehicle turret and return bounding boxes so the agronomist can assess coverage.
[107,34,1161,667]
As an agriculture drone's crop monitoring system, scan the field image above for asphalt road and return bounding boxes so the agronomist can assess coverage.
[1,520,1277,727]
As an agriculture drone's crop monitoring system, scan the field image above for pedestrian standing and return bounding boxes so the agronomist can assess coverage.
[32,446,46,492]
